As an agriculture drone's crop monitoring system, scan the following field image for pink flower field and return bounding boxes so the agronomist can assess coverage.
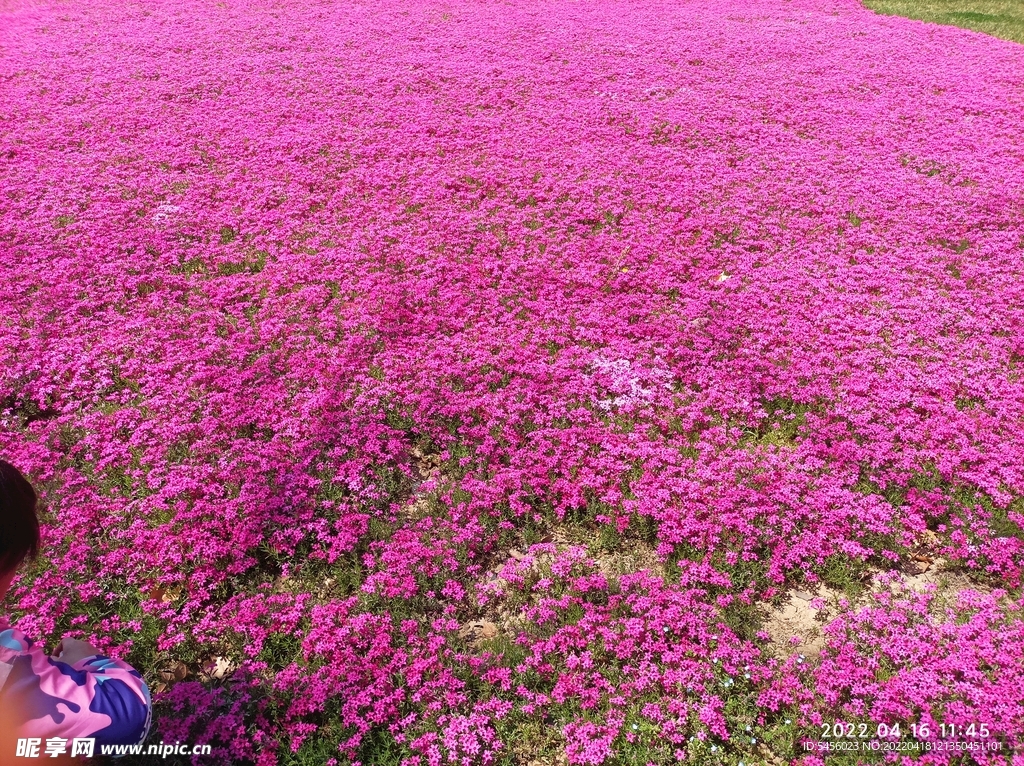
[1,0,1023,762]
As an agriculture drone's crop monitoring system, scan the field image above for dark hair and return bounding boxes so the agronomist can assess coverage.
[0,459,39,574]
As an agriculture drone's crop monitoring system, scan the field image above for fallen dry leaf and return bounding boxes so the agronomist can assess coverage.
[159,661,188,683]
[459,620,499,642]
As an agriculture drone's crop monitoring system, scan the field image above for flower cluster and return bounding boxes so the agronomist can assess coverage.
[813,583,1024,747]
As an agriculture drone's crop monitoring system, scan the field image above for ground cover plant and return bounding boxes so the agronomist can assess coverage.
[1,0,1023,762]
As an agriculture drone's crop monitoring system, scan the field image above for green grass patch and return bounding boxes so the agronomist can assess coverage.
[863,0,1024,44]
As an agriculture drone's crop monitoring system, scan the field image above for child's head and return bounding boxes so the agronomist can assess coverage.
[0,459,38,600]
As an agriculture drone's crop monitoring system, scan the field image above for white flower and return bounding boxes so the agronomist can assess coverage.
[152,203,181,223]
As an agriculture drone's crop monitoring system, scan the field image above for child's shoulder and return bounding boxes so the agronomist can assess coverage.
[0,621,40,662]
[0,621,33,658]
[0,621,31,694]
[0,623,152,746]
